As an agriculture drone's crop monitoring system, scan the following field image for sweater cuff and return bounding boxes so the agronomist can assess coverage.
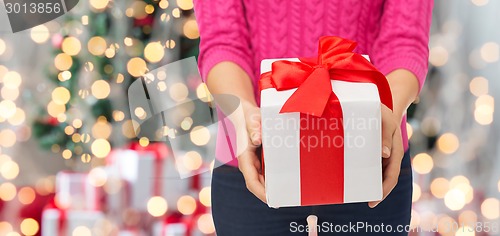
[375,55,428,93]
[199,45,254,83]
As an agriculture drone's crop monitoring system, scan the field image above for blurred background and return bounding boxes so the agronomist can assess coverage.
[0,0,499,235]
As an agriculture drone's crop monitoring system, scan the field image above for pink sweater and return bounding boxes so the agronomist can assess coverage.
[194,0,433,166]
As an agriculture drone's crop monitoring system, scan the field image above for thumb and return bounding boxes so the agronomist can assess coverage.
[246,107,262,146]
[381,106,395,158]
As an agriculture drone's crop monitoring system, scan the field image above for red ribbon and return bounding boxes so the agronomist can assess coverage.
[260,36,392,205]
[260,36,393,116]
[128,142,169,196]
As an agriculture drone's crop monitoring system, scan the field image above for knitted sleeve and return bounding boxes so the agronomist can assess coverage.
[371,0,433,92]
[193,0,254,82]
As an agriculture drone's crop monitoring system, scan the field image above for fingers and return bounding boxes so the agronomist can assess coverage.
[306,215,318,236]
[238,151,267,203]
[369,128,404,208]
[381,105,396,158]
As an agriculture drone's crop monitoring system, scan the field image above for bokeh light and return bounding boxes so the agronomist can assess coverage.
[437,215,455,236]
[0,160,19,180]
[419,211,437,231]
[481,198,499,219]
[190,126,211,146]
[0,182,17,201]
[0,129,17,148]
[182,151,203,171]
[197,214,216,234]
[0,39,6,55]
[91,139,111,158]
[474,94,494,125]
[480,42,499,62]
[52,87,71,105]
[18,187,36,205]
[412,183,421,202]
[88,167,108,187]
[472,0,489,6]
[157,81,167,91]
[429,46,448,67]
[169,83,189,102]
[430,177,449,199]
[180,117,193,130]
[128,1,148,19]
[0,100,17,119]
[406,122,413,140]
[30,25,50,44]
[8,108,26,126]
[62,37,82,56]
[437,133,459,154]
[144,42,165,63]
[444,188,466,211]
[159,0,169,9]
[469,76,488,96]
[92,120,112,139]
[196,83,212,102]
[47,100,66,117]
[183,19,200,39]
[177,195,197,215]
[113,110,125,122]
[147,196,168,217]
[450,175,470,188]
[420,116,441,137]
[20,218,39,236]
[88,37,107,56]
[62,149,72,159]
[81,153,92,163]
[177,0,193,10]
[409,210,420,230]
[127,57,148,77]
[3,71,22,89]
[72,226,91,236]
[89,0,109,10]
[139,137,149,147]
[0,221,13,235]
[459,210,477,227]
[413,153,434,174]
[122,120,139,138]
[91,80,111,99]
[54,53,73,71]
[199,187,211,207]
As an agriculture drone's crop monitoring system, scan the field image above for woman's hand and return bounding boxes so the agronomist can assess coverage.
[205,61,266,203]
[237,102,266,203]
[368,104,404,208]
[368,69,420,208]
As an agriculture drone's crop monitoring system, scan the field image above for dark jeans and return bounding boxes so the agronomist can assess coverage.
[211,151,413,235]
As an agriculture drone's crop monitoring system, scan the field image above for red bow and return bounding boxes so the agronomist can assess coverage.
[260,36,393,116]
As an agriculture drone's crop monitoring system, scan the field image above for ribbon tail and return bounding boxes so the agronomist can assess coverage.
[280,68,332,117]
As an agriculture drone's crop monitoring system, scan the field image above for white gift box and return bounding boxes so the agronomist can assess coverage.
[260,57,383,208]
[41,209,105,236]
[55,172,101,210]
[106,149,189,212]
